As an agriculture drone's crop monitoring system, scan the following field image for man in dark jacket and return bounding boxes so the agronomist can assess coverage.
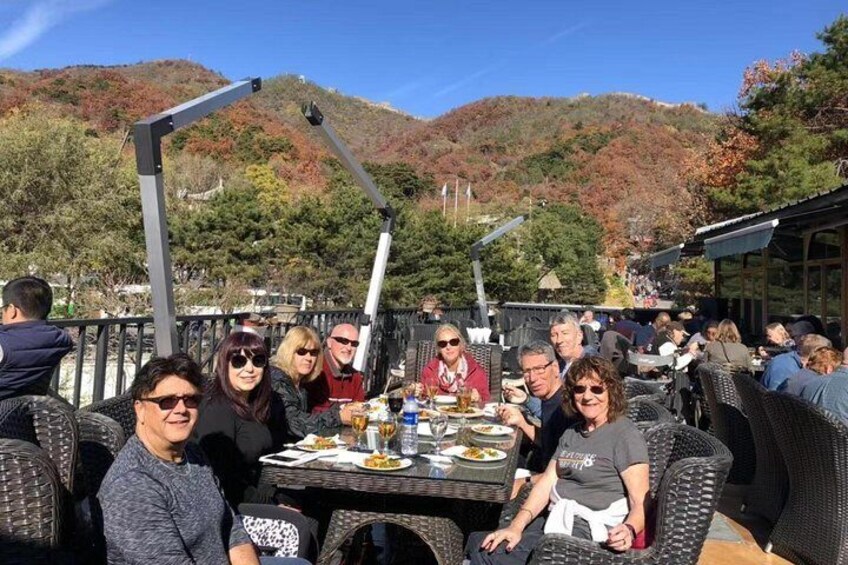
[0,276,73,400]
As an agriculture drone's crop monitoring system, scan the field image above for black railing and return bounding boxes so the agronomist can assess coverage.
[48,302,674,408]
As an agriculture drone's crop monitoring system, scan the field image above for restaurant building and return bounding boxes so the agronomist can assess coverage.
[651,183,848,346]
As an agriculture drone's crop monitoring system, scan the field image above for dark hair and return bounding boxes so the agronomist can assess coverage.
[213,332,272,423]
[2,276,53,320]
[130,353,205,401]
[702,319,719,334]
[563,356,627,422]
[621,308,635,321]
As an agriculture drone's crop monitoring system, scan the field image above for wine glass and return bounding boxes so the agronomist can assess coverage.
[426,382,440,410]
[377,413,397,455]
[351,408,369,451]
[429,411,449,456]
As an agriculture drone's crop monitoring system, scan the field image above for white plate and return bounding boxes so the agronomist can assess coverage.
[354,457,413,472]
[295,439,346,452]
[438,406,484,419]
[455,447,507,463]
[434,395,456,405]
[418,422,458,437]
[471,424,514,436]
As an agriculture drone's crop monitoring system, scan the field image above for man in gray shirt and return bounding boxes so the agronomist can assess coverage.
[98,354,259,564]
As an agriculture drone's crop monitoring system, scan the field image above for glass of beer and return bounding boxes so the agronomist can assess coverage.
[457,387,473,412]
[351,408,369,451]
[378,413,397,455]
[426,382,440,409]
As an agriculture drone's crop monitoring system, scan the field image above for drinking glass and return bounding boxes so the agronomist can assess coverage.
[351,409,369,451]
[457,386,473,427]
[387,393,404,416]
[377,413,397,455]
[429,412,449,456]
[426,383,440,410]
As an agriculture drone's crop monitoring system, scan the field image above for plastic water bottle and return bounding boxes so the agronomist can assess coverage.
[400,393,419,456]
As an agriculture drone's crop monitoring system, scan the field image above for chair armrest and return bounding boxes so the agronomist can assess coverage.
[498,481,532,527]
[530,533,648,564]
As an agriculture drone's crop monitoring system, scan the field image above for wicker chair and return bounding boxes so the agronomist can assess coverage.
[0,438,67,564]
[504,324,549,348]
[499,423,731,565]
[626,398,674,432]
[731,373,787,527]
[763,392,848,565]
[75,412,125,498]
[81,392,136,440]
[404,341,503,401]
[0,396,79,494]
[697,363,756,484]
[623,379,666,405]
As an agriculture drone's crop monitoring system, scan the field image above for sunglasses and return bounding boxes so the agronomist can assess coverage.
[437,338,461,348]
[140,394,202,411]
[296,347,320,357]
[572,385,606,395]
[330,336,360,348]
[230,353,267,369]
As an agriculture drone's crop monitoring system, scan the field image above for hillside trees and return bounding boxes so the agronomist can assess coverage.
[0,109,144,313]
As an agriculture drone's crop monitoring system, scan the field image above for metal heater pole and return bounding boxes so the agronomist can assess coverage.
[470,216,526,328]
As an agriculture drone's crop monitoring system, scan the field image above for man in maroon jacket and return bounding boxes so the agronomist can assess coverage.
[306,323,366,413]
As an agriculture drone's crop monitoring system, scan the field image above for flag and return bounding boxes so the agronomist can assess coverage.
[465,183,472,199]
[441,183,448,197]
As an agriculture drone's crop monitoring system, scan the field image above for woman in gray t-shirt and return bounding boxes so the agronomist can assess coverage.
[467,357,649,565]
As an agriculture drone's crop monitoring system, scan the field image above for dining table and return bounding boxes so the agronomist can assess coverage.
[260,410,523,565]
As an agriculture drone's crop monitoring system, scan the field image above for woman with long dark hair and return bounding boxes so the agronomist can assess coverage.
[195,331,287,507]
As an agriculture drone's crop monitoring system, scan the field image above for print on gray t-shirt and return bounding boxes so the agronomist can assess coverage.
[554,418,648,510]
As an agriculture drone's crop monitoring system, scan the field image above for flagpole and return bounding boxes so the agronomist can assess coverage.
[441,183,447,217]
[465,182,471,224]
[454,178,459,228]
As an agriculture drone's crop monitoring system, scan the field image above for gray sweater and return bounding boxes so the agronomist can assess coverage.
[98,435,252,564]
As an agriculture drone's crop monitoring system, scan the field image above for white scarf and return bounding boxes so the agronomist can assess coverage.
[437,355,468,393]
[545,486,629,542]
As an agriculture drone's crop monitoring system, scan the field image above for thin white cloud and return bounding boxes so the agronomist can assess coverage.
[384,79,426,100]
[433,21,588,99]
[0,0,112,62]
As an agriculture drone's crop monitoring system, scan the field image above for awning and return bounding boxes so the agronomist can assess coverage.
[650,244,684,269]
[704,219,779,260]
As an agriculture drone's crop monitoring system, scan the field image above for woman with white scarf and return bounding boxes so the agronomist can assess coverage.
[467,356,649,564]
[417,324,490,403]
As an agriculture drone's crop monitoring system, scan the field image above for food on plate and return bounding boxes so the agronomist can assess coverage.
[461,447,500,460]
[363,453,402,469]
[441,405,476,414]
[474,425,494,433]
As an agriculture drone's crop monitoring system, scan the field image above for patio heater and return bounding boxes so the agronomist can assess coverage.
[471,216,525,328]
[303,102,395,372]
[134,78,262,355]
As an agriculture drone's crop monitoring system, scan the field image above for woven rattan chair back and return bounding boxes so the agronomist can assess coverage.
[731,373,787,525]
[75,411,125,498]
[698,363,755,484]
[763,392,848,565]
[0,438,66,563]
[504,324,548,348]
[82,392,136,441]
[404,341,502,400]
[0,396,78,494]
[627,398,674,432]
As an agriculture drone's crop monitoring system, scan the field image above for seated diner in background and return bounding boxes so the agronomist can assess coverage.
[686,319,718,360]
[467,356,649,564]
[793,346,843,402]
[811,347,848,424]
[417,323,490,403]
[703,319,752,372]
[269,326,359,438]
[778,334,832,396]
[655,321,699,370]
[757,322,794,359]
[98,354,307,564]
[305,322,366,413]
[762,330,827,391]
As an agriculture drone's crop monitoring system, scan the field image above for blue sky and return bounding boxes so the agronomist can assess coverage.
[0,1,845,118]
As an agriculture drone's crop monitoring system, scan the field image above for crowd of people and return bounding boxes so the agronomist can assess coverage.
[2,275,848,564]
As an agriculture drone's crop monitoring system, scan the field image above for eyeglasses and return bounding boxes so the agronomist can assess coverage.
[437,338,461,348]
[140,394,202,411]
[296,347,320,357]
[230,353,267,369]
[522,360,554,377]
[572,384,606,395]
[330,336,360,348]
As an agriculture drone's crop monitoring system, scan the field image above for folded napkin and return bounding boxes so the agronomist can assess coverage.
[260,451,324,468]
[298,434,344,447]
[421,454,453,465]
[514,468,532,481]
[439,445,468,457]
[335,450,372,465]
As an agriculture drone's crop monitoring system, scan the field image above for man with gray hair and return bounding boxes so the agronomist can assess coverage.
[497,340,576,475]
[550,312,599,380]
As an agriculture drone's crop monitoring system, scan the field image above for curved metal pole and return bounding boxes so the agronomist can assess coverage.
[303,102,395,372]
[135,78,262,356]
[471,216,525,328]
